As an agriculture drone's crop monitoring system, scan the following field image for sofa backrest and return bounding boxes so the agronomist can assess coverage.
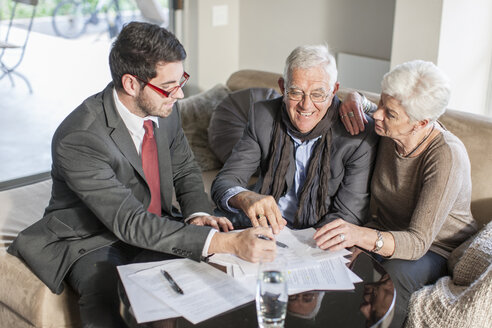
[439,110,492,226]
[226,70,492,227]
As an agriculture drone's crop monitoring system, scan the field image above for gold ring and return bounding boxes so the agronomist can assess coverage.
[256,214,267,220]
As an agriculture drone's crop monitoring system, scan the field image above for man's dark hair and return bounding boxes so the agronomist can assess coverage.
[109,22,186,90]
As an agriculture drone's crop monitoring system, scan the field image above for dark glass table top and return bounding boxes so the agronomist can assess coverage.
[121,248,395,328]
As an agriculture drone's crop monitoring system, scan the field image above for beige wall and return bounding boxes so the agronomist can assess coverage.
[183,0,396,91]
[238,0,396,74]
[438,0,492,115]
[183,0,491,115]
[391,0,492,115]
[390,0,443,65]
[183,0,240,92]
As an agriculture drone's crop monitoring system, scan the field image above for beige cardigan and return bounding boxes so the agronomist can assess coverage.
[367,128,477,260]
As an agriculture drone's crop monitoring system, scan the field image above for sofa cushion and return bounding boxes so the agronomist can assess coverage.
[179,84,230,171]
[0,252,80,327]
[0,176,81,327]
[452,220,492,286]
[0,177,52,251]
[208,87,281,164]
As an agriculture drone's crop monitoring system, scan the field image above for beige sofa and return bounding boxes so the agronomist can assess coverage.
[1,70,491,327]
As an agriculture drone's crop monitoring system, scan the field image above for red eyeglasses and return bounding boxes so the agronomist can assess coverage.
[133,72,190,97]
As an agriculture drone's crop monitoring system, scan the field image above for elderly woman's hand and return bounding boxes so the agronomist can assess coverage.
[339,91,368,135]
[313,218,365,251]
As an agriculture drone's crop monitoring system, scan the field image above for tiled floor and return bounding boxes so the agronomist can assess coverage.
[1,24,113,182]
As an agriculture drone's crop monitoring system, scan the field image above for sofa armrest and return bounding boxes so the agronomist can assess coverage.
[0,252,80,327]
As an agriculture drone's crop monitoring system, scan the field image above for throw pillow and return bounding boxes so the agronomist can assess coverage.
[447,233,475,273]
[405,265,492,328]
[208,87,281,164]
[452,220,492,286]
[178,84,230,171]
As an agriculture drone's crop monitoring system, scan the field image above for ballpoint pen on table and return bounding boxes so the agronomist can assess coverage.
[161,270,184,295]
[257,234,289,248]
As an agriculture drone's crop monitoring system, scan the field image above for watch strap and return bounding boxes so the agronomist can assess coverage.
[372,230,383,253]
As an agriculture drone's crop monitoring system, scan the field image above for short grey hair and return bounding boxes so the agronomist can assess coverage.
[381,60,451,123]
[283,44,338,91]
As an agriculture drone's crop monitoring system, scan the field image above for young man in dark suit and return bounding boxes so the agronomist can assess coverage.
[8,22,275,327]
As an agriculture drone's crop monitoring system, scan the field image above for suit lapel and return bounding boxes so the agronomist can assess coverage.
[103,84,176,215]
[154,118,173,214]
[103,84,146,180]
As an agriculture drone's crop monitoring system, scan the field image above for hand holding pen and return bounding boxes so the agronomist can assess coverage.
[257,234,288,248]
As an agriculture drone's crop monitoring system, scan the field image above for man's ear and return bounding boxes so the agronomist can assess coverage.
[332,81,340,95]
[121,74,139,97]
[278,77,285,94]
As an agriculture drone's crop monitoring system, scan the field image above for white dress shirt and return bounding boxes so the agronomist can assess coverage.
[113,89,215,256]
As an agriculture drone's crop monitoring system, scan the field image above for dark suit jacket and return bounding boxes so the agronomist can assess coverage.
[211,97,379,226]
[8,83,213,294]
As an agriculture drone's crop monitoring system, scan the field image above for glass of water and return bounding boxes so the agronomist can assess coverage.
[256,259,288,328]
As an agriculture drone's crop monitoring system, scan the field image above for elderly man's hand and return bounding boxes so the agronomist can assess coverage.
[339,91,368,135]
[189,215,233,232]
[229,191,287,234]
[208,227,277,263]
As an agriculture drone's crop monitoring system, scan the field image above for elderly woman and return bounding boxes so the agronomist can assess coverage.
[313,60,478,327]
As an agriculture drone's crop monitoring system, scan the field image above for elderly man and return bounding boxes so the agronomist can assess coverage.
[211,45,379,235]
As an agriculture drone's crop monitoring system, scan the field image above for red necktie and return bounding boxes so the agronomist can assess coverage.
[142,120,162,216]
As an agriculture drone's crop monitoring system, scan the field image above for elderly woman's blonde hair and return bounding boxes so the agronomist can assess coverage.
[381,60,451,123]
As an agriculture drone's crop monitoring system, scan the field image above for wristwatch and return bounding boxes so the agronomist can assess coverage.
[372,230,384,253]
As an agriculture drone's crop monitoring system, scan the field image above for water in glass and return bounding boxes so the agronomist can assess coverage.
[256,269,288,328]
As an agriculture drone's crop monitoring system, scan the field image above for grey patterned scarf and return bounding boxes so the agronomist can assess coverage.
[260,96,340,228]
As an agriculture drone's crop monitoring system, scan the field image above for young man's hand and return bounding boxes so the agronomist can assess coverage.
[208,226,277,263]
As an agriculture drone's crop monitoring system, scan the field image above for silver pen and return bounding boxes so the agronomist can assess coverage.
[161,270,184,295]
[257,234,289,248]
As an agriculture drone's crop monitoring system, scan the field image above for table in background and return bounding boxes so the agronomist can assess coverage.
[121,249,395,328]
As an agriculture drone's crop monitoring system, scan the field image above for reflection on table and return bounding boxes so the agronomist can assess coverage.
[120,249,395,328]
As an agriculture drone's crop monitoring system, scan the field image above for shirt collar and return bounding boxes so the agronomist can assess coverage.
[287,130,321,145]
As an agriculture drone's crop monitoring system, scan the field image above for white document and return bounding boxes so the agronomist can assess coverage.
[209,227,357,291]
[128,259,255,324]
[118,261,179,323]
[285,257,354,290]
[119,228,362,323]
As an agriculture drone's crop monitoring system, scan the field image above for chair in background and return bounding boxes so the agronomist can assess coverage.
[0,0,38,93]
